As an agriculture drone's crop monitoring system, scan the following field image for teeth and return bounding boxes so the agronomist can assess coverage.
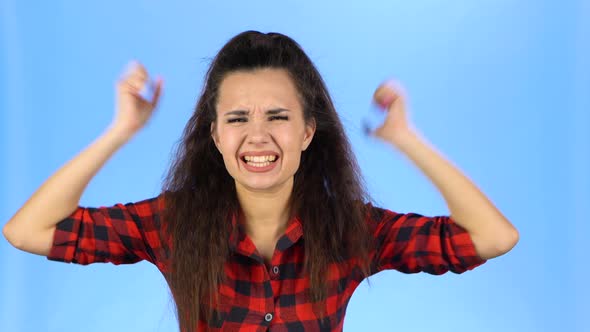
[244,155,277,162]
[246,161,271,168]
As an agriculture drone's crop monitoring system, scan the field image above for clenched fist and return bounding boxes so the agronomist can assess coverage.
[112,60,163,138]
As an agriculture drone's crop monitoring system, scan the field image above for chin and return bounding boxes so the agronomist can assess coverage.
[235,173,292,193]
[241,180,280,192]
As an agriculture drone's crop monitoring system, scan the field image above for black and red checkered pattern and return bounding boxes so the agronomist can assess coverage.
[47,193,486,331]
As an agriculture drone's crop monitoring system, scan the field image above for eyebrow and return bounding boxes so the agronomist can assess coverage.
[223,108,290,116]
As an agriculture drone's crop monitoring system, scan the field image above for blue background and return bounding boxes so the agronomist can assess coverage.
[1,1,588,331]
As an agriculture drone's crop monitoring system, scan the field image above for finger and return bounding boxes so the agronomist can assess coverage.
[116,80,137,97]
[122,61,149,90]
[374,81,407,111]
[371,126,383,139]
[123,60,148,79]
[150,77,164,107]
[377,94,398,110]
[127,74,148,92]
[120,80,141,95]
[374,87,398,109]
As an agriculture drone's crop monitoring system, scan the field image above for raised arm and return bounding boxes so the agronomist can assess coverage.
[371,81,519,260]
[2,61,163,256]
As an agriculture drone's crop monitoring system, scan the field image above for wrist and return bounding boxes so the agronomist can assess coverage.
[385,128,420,150]
[105,124,135,145]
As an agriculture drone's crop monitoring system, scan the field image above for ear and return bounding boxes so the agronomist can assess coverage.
[302,118,316,151]
[211,121,221,153]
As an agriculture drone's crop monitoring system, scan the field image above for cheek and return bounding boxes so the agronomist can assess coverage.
[276,134,305,165]
[217,132,242,165]
[279,130,306,153]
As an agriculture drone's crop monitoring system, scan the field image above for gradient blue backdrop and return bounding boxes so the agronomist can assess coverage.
[1,1,588,331]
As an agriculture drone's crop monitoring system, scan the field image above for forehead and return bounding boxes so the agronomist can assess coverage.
[216,68,301,111]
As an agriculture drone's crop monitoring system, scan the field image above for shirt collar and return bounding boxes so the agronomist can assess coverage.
[228,210,304,258]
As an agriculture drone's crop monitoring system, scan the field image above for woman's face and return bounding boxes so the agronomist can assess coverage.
[212,68,315,193]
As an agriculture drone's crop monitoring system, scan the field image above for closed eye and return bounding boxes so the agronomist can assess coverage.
[227,118,247,123]
[269,115,289,121]
[226,115,288,123]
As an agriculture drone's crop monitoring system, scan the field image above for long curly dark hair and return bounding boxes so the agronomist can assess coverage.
[160,30,374,332]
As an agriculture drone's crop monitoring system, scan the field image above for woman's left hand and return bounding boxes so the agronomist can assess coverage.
[371,81,414,144]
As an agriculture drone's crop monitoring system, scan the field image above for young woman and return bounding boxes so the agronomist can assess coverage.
[3,31,518,331]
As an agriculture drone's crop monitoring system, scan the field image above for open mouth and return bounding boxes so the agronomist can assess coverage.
[240,155,279,168]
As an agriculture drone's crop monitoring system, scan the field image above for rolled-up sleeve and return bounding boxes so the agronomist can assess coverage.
[367,203,487,275]
[47,194,166,266]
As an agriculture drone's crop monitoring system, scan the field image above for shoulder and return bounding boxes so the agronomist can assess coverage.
[362,201,401,228]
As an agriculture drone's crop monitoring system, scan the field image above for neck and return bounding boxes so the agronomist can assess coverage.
[235,177,293,240]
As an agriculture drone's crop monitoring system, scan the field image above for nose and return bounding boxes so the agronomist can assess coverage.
[246,118,270,145]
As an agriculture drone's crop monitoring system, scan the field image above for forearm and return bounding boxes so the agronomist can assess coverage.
[3,125,131,248]
[387,130,519,259]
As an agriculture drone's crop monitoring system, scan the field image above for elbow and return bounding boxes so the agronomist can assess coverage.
[498,227,519,254]
[3,222,24,250]
[474,226,519,260]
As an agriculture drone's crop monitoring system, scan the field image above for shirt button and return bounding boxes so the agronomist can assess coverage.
[264,313,273,322]
[272,266,279,275]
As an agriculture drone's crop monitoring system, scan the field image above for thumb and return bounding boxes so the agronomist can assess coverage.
[150,76,164,107]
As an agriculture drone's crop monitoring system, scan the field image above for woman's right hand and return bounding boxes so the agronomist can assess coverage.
[112,60,163,138]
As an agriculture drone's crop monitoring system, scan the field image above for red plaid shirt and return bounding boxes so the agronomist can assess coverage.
[47,193,486,331]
